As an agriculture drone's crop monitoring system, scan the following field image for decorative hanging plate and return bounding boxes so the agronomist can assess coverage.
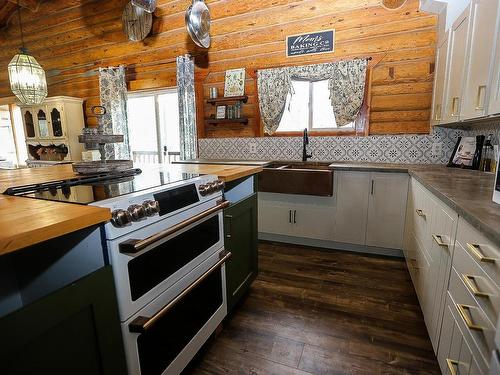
[380,0,407,10]
[185,0,211,48]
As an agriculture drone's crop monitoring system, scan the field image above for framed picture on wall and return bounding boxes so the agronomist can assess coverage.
[216,105,226,119]
[447,135,485,169]
[224,68,245,97]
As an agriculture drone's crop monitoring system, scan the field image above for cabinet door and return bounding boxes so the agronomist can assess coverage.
[21,108,36,138]
[48,104,66,138]
[333,171,370,245]
[442,6,471,123]
[431,32,450,126]
[35,107,50,139]
[366,172,408,249]
[462,0,500,120]
[258,197,293,236]
[0,266,127,375]
[224,194,258,311]
[292,204,334,241]
[488,3,500,115]
[437,299,465,374]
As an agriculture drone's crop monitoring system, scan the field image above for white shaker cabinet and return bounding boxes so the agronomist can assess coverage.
[442,6,471,124]
[488,3,500,115]
[431,32,450,126]
[365,172,409,249]
[333,171,370,245]
[462,0,500,120]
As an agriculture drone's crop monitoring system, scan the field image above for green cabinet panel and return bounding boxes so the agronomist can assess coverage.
[0,266,127,375]
[224,193,258,311]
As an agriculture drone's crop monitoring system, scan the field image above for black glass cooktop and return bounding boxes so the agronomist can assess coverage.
[4,167,200,205]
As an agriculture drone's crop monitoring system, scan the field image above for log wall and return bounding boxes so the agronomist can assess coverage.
[0,0,437,136]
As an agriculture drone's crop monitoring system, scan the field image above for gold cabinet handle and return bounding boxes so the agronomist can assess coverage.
[466,243,496,263]
[432,234,448,247]
[456,304,484,331]
[475,85,487,110]
[446,359,458,375]
[415,209,426,218]
[462,274,490,298]
[451,97,460,117]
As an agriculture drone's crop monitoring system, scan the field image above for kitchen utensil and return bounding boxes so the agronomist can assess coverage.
[185,0,211,48]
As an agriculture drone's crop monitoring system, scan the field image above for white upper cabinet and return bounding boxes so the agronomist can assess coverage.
[488,3,500,115]
[462,0,500,120]
[442,6,471,124]
[431,32,450,126]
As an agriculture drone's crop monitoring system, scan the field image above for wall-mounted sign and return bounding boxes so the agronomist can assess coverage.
[286,30,335,57]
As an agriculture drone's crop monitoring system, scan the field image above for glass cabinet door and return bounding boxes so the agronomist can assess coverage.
[36,108,49,138]
[50,107,63,137]
[23,110,35,138]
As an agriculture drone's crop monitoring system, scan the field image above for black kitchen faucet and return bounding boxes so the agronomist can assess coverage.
[302,128,312,162]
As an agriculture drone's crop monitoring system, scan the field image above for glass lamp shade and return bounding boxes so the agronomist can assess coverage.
[8,52,48,105]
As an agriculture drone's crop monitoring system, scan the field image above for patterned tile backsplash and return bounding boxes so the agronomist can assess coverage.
[199,121,500,164]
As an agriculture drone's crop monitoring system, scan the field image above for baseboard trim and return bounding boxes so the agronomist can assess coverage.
[258,233,403,258]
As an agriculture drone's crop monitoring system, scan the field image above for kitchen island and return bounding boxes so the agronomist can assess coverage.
[0,163,262,255]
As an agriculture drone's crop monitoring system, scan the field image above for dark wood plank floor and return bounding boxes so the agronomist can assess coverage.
[183,242,440,375]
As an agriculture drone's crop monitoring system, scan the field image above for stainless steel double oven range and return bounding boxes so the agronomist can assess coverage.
[6,167,230,375]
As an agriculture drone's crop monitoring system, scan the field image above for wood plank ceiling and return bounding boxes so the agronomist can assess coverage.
[0,0,437,137]
[0,0,39,29]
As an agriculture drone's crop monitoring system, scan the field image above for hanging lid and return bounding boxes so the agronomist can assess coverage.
[185,0,211,48]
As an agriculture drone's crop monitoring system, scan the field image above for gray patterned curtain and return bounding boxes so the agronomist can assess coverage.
[257,59,368,135]
[177,55,198,160]
[99,66,130,160]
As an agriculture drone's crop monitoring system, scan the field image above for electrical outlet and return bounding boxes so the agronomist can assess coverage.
[432,142,443,157]
[249,142,257,154]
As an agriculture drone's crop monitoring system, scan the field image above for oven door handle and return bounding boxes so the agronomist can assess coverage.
[119,199,229,254]
[128,250,232,334]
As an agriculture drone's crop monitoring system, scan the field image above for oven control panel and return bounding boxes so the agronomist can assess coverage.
[198,179,225,196]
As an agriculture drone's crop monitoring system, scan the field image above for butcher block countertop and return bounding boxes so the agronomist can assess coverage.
[0,163,262,256]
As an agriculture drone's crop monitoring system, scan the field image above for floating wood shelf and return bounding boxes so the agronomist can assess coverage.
[205,118,249,125]
[206,95,248,105]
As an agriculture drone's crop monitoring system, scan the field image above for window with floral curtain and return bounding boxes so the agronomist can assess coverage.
[257,59,368,135]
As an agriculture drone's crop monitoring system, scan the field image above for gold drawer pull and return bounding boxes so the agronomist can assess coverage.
[462,274,490,298]
[451,97,460,117]
[466,243,496,263]
[446,359,458,375]
[456,304,484,331]
[432,234,448,247]
[475,85,487,110]
[415,209,426,218]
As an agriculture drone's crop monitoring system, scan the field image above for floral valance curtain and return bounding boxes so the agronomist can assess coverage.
[257,59,368,135]
[177,54,198,160]
[99,66,130,160]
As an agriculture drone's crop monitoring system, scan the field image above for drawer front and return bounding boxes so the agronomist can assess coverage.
[456,218,500,288]
[410,179,433,250]
[454,241,500,327]
[449,268,496,367]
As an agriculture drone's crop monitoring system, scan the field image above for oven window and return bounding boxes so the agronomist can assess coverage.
[127,215,220,301]
[136,269,223,375]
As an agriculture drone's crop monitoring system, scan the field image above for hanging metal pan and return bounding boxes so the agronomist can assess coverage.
[185,0,211,48]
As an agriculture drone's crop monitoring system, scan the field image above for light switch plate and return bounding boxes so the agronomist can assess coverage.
[249,142,257,154]
[432,142,443,157]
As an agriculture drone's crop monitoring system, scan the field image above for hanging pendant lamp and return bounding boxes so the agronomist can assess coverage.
[8,1,47,105]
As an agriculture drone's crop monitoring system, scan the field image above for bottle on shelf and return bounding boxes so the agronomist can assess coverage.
[479,134,495,172]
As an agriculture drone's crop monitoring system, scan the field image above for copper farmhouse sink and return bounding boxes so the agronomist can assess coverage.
[258,162,333,196]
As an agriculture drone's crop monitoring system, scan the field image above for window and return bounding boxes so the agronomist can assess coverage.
[277,79,354,132]
[127,89,180,165]
[0,104,27,168]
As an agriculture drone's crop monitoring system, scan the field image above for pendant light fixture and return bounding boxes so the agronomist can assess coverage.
[8,0,47,105]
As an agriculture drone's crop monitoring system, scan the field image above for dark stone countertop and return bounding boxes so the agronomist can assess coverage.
[174,159,273,167]
[327,162,500,247]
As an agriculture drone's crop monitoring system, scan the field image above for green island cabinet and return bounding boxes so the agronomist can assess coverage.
[0,226,127,375]
[223,176,259,312]
[0,266,127,375]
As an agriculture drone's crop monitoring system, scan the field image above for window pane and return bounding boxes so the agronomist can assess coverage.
[158,92,180,154]
[0,105,18,167]
[312,80,337,129]
[278,79,309,132]
[127,96,159,164]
